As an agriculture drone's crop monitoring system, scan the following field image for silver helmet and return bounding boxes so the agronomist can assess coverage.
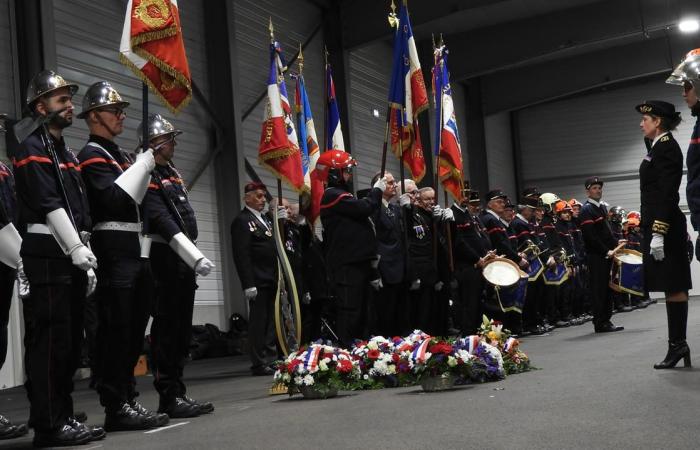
[666,48,700,87]
[26,70,78,107]
[137,113,182,143]
[78,81,130,119]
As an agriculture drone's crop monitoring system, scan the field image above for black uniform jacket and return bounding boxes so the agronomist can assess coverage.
[480,209,519,262]
[77,135,141,257]
[13,129,91,258]
[580,199,616,257]
[555,219,575,258]
[569,218,586,264]
[511,214,536,249]
[231,207,278,290]
[145,163,198,243]
[540,214,564,260]
[371,200,405,285]
[640,133,683,231]
[0,161,16,227]
[450,204,490,266]
[320,186,381,272]
[405,205,444,282]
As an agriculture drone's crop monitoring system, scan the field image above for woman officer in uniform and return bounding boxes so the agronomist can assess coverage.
[636,100,692,369]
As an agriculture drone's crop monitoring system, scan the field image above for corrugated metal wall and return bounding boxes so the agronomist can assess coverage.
[484,112,516,200]
[233,0,324,201]
[0,0,16,162]
[52,0,224,324]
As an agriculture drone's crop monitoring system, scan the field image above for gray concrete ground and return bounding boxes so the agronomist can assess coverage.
[1,299,700,449]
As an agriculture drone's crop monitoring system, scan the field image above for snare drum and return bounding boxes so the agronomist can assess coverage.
[543,262,569,285]
[609,249,643,296]
[482,257,529,313]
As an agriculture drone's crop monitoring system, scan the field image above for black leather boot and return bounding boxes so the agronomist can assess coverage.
[158,397,201,418]
[129,400,170,427]
[654,301,690,369]
[182,396,215,414]
[104,403,158,431]
[33,424,92,447]
[654,340,691,369]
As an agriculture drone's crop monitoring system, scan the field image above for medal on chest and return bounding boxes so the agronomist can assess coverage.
[414,225,425,239]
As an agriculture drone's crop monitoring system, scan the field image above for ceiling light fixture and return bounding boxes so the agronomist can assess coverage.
[679,19,699,33]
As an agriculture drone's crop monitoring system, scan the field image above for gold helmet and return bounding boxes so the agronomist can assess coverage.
[26,70,78,107]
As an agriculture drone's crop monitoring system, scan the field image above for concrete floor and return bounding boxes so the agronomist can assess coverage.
[1,300,700,449]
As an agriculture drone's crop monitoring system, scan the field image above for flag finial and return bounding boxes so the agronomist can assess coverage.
[268,17,274,42]
[298,43,304,74]
[388,0,398,28]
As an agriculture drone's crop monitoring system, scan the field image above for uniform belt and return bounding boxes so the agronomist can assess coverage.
[27,223,51,235]
[93,221,142,233]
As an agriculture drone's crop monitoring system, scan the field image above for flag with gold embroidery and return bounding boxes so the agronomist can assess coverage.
[119,0,192,113]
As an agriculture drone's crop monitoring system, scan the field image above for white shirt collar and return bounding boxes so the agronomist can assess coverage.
[486,209,500,220]
[453,202,467,213]
[382,198,389,207]
[651,131,669,148]
[500,218,510,226]
[245,205,269,230]
[587,198,600,207]
[516,213,527,222]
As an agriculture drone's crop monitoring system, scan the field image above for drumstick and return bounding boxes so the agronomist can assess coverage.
[607,242,626,258]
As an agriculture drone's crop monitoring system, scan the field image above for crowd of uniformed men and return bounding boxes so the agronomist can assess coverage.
[0,70,215,447]
[0,70,685,447]
[232,148,657,377]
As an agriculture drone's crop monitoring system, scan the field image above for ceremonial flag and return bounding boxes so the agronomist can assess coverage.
[325,62,346,152]
[295,74,320,187]
[387,0,428,182]
[432,43,464,202]
[120,0,192,112]
[258,38,306,193]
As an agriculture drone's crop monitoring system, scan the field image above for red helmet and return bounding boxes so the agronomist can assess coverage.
[627,210,640,221]
[314,150,356,184]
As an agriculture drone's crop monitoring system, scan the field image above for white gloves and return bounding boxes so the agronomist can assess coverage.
[442,208,454,222]
[276,206,288,221]
[16,261,29,299]
[650,233,665,261]
[409,279,421,291]
[370,278,383,291]
[302,292,312,305]
[136,148,156,169]
[46,209,97,271]
[373,176,387,192]
[245,287,258,301]
[195,257,214,276]
[86,269,97,296]
[546,256,555,268]
[399,193,411,207]
[434,281,444,291]
[115,149,155,204]
[432,205,444,219]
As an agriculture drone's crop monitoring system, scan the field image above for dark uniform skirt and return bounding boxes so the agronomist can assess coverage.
[641,209,692,292]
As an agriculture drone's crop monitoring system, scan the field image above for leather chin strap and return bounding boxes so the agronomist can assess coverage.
[94,111,119,139]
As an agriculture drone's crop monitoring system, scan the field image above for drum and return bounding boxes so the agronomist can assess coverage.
[609,249,644,296]
[543,262,569,285]
[519,240,544,281]
[483,257,529,313]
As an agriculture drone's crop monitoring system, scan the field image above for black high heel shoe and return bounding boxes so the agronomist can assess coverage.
[653,340,691,369]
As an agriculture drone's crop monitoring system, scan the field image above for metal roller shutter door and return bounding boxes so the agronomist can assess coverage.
[484,112,516,200]
[52,0,224,324]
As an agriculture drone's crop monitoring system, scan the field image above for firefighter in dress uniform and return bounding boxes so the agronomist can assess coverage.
[554,200,579,324]
[608,206,633,312]
[635,100,692,368]
[538,193,571,328]
[14,70,103,447]
[568,198,593,321]
[141,114,215,416]
[76,82,168,430]
[0,142,29,440]
[318,150,385,346]
[451,184,492,335]
[579,176,624,333]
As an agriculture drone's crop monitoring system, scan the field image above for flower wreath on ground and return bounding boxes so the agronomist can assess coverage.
[477,315,531,374]
[274,343,360,395]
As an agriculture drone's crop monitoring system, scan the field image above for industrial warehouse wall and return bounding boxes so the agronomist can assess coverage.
[51,0,225,326]
[517,78,700,296]
[484,112,517,201]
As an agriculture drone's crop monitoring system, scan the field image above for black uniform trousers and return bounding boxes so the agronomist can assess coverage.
[0,264,15,369]
[150,243,197,400]
[588,254,612,327]
[329,261,372,347]
[247,286,277,370]
[93,252,153,411]
[22,256,86,432]
[454,264,483,336]
[523,277,543,328]
[374,282,404,337]
[408,272,438,335]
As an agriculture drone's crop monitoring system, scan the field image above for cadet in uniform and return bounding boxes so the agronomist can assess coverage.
[14,70,102,446]
[538,193,571,328]
[579,177,624,333]
[231,182,280,376]
[76,82,167,430]
[568,199,592,320]
[0,150,29,441]
[317,150,384,346]
[451,185,492,335]
[635,100,692,368]
[142,114,215,417]
[554,200,578,324]
[608,206,633,313]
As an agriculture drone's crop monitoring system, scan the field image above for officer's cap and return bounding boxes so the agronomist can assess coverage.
[469,191,480,204]
[584,176,603,190]
[486,189,507,202]
[635,100,681,120]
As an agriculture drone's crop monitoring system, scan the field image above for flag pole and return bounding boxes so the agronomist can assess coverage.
[142,82,148,154]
